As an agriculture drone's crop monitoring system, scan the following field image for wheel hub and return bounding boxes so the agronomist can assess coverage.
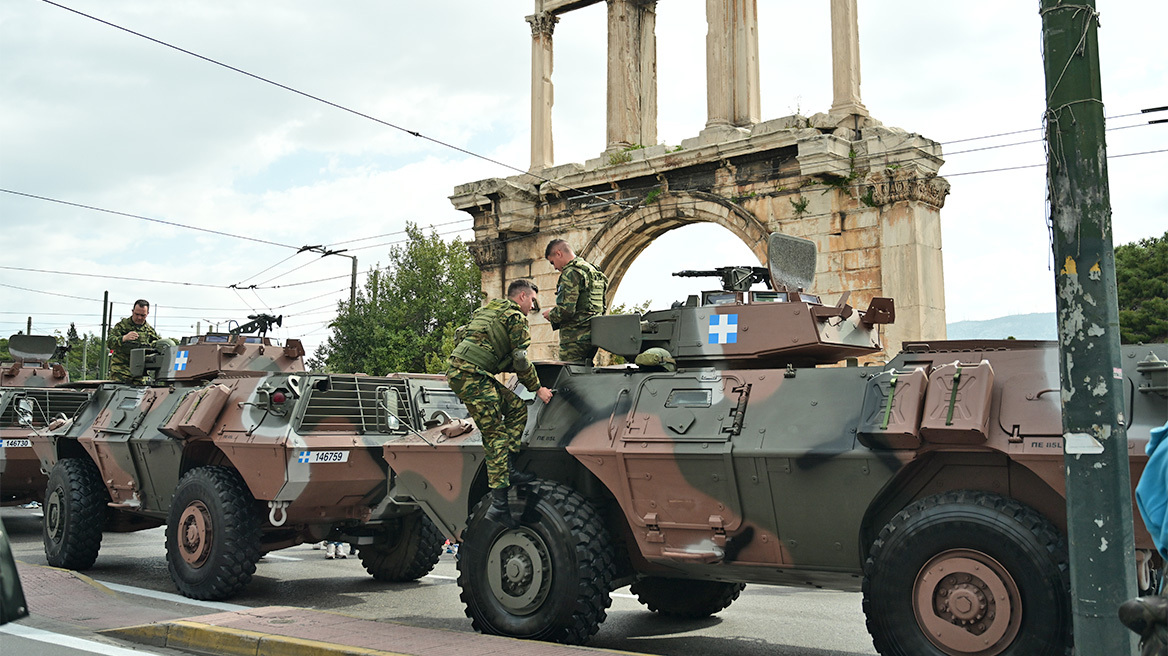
[45,488,63,542]
[486,527,551,614]
[177,500,213,567]
[913,550,1021,656]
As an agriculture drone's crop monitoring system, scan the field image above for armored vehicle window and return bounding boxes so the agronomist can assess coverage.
[664,389,712,408]
[752,291,789,303]
[703,291,741,306]
[797,292,822,304]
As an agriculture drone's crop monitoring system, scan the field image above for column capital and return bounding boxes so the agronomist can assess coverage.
[526,12,560,38]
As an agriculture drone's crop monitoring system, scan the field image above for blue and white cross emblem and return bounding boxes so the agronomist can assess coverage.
[298,451,310,463]
[708,314,738,344]
[174,350,189,371]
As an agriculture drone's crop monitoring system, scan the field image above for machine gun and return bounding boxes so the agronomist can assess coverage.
[229,314,283,339]
[673,266,773,292]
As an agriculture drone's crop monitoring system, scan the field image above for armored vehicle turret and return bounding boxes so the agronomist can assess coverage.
[29,319,460,601]
[381,233,1167,655]
[1,334,88,506]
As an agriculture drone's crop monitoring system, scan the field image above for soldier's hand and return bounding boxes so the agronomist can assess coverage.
[541,309,551,320]
[124,331,139,342]
[536,387,554,403]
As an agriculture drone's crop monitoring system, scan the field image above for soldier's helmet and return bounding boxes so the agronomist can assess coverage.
[635,347,676,372]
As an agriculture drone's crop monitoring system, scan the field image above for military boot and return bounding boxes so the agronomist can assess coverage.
[509,453,536,485]
[483,487,519,529]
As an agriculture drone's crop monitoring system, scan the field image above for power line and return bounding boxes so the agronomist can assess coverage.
[0,188,299,250]
[40,0,637,211]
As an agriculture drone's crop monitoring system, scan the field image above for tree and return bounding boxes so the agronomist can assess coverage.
[1115,231,1167,344]
[310,223,482,375]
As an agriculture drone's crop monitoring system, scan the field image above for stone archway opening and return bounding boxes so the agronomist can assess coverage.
[610,222,759,313]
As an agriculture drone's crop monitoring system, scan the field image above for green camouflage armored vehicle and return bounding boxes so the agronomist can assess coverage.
[382,234,1168,656]
[1,334,90,506]
[28,315,460,600]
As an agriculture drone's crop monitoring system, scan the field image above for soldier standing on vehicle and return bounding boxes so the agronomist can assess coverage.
[541,239,609,366]
[447,279,554,527]
[107,299,160,384]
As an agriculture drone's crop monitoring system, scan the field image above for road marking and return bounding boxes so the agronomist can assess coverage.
[425,573,457,581]
[262,553,302,561]
[95,580,247,612]
[0,623,168,655]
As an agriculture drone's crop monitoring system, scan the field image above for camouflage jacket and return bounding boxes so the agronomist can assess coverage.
[450,298,541,391]
[107,316,161,380]
[547,257,608,330]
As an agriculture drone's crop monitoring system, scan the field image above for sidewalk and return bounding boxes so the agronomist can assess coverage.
[18,562,642,656]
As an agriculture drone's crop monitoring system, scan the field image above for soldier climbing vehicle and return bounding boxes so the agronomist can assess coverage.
[28,315,461,600]
[381,233,1168,656]
[1,334,90,506]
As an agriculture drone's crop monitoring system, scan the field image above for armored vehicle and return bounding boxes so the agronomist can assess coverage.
[382,234,1168,656]
[29,316,460,600]
[1,334,89,506]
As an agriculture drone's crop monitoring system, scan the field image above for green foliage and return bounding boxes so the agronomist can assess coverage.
[644,188,661,205]
[0,337,7,361]
[1115,231,1168,343]
[860,188,877,207]
[309,223,483,375]
[790,196,810,217]
[58,324,106,381]
[607,151,633,166]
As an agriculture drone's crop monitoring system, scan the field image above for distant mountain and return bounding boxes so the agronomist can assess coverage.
[946,312,1057,341]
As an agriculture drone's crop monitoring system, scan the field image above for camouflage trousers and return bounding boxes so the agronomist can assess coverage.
[446,358,527,489]
[559,323,598,366]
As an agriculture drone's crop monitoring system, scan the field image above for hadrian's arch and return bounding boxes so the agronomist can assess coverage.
[451,0,949,359]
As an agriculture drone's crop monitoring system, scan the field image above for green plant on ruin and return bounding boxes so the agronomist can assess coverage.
[607,150,633,166]
[860,188,877,207]
[790,196,810,217]
[644,188,661,205]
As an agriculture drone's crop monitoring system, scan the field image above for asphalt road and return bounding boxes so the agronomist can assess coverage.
[4,505,878,656]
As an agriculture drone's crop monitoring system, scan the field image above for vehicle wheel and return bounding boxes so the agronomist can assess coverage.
[165,466,261,601]
[630,577,745,619]
[43,458,108,570]
[863,490,1071,656]
[457,480,615,644]
[359,510,443,581]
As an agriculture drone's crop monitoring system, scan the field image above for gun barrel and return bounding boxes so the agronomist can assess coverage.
[673,270,720,278]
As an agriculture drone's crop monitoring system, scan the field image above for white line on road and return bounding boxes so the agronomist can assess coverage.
[261,553,302,561]
[0,623,167,656]
[95,580,247,612]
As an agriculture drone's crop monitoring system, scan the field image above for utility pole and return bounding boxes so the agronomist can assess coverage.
[100,292,109,380]
[81,335,87,381]
[301,245,358,306]
[26,317,32,334]
[1039,2,1138,654]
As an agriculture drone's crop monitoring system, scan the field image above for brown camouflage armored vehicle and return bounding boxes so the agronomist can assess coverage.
[1,334,90,506]
[381,234,1168,656]
[28,315,459,600]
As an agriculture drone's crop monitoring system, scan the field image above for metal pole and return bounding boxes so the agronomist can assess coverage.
[350,256,358,306]
[26,317,32,334]
[1039,3,1138,654]
[99,292,109,379]
[81,335,87,381]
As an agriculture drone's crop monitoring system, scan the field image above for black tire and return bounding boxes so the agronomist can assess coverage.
[630,577,745,619]
[42,458,108,570]
[863,490,1071,656]
[165,466,261,601]
[457,480,615,644]
[359,510,444,582]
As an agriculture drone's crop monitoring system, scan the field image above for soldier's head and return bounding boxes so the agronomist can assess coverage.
[545,239,575,272]
[131,300,150,326]
[507,279,540,315]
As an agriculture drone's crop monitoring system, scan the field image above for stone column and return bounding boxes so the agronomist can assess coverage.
[829,0,867,117]
[606,0,657,150]
[705,0,759,129]
[528,12,559,171]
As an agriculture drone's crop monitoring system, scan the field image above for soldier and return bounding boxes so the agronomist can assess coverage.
[107,299,161,384]
[447,279,554,527]
[541,239,609,366]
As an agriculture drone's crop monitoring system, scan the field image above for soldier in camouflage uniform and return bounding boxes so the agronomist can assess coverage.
[107,299,161,384]
[542,239,609,366]
[447,279,554,527]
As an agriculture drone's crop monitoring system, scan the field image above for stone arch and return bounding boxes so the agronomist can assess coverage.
[580,190,771,299]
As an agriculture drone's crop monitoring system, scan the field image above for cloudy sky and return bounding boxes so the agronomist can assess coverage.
[2,1,1165,360]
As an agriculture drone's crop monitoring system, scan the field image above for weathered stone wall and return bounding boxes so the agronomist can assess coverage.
[453,113,949,360]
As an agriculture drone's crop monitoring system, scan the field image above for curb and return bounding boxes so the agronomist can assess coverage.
[103,621,408,656]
